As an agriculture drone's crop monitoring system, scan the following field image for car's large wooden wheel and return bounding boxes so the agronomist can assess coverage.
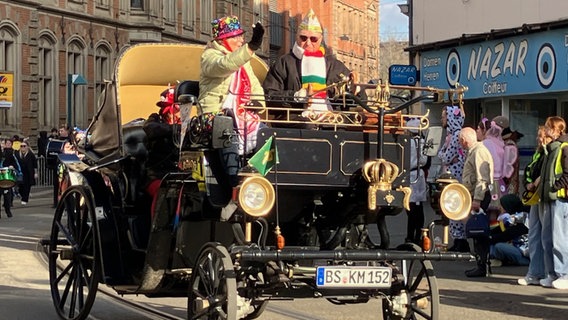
[188,243,237,320]
[48,185,100,320]
[382,243,440,320]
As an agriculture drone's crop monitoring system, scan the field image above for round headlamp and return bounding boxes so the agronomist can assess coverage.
[238,176,275,217]
[439,183,471,221]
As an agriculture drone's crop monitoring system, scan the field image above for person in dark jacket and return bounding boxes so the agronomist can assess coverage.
[550,118,568,289]
[0,139,16,217]
[488,194,530,267]
[262,9,365,126]
[14,141,38,205]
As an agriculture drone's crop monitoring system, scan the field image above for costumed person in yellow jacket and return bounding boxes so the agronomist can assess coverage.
[199,15,265,153]
[199,15,266,188]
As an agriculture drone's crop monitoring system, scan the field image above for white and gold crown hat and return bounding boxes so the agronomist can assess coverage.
[299,9,323,33]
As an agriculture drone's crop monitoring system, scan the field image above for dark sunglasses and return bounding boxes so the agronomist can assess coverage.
[299,35,320,43]
[21,145,27,147]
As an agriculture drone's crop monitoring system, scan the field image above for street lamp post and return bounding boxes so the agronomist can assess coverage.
[66,73,87,129]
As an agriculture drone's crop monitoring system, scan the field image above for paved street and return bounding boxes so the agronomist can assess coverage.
[1,187,567,319]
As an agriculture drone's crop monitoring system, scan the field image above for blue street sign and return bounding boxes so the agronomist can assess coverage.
[389,64,417,86]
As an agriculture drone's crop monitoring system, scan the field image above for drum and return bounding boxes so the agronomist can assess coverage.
[0,167,16,188]
[46,139,65,169]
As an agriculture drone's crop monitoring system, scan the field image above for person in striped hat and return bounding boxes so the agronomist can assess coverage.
[263,9,365,127]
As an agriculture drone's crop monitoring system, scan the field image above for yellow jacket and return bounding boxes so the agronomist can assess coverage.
[198,41,265,114]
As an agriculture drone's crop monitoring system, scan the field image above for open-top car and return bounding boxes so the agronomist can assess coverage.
[45,43,473,320]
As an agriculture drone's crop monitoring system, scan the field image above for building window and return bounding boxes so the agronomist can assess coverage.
[182,0,196,30]
[67,40,87,128]
[164,1,175,22]
[200,0,213,35]
[94,44,111,110]
[131,0,143,10]
[0,26,17,129]
[253,0,264,23]
[39,35,57,128]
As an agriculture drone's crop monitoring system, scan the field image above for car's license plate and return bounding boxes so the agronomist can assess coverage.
[316,266,392,288]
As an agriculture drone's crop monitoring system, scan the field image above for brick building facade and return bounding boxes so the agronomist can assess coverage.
[0,0,378,150]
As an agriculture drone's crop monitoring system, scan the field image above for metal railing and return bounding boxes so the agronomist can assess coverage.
[37,156,54,187]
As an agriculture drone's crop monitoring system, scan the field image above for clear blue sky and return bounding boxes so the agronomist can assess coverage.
[380,0,409,41]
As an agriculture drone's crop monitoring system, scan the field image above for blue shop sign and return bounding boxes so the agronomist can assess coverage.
[389,64,417,86]
[420,28,568,99]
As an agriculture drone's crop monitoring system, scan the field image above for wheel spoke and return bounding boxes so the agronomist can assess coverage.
[78,227,94,252]
[55,219,77,246]
[59,265,76,309]
[79,260,93,292]
[411,291,431,302]
[410,304,432,319]
[54,260,74,285]
[409,266,426,292]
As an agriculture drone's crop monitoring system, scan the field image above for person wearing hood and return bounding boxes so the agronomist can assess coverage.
[499,117,523,195]
[262,9,365,126]
[481,118,506,210]
[438,105,468,252]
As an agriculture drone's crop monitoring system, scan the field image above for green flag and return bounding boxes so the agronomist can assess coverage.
[248,136,279,176]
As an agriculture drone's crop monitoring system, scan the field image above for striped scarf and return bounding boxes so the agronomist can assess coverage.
[301,48,327,99]
[293,44,332,118]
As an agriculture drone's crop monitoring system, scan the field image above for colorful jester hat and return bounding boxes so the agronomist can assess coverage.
[299,9,323,33]
[211,15,245,40]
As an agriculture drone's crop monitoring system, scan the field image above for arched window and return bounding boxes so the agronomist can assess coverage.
[38,33,57,129]
[200,0,213,35]
[182,0,196,30]
[0,24,19,130]
[67,39,87,128]
[94,43,112,109]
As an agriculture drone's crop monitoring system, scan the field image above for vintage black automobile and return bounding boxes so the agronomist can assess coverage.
[45,43,472,320]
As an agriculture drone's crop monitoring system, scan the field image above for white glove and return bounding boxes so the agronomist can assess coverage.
[294,88,308,102]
